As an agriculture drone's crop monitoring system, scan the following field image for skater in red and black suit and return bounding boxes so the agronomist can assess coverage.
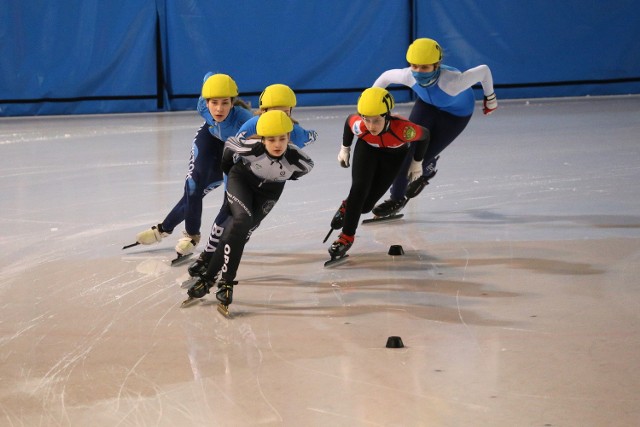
[327,87,430,260]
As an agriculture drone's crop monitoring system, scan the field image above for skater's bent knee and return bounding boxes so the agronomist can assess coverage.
[231,214,252,231]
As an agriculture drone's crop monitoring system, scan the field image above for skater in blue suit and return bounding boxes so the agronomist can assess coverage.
[188,84,317,277]
[129,73,252,260]
[371,38,498,218]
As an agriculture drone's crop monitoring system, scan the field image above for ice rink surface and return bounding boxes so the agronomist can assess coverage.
[1,96,639,426]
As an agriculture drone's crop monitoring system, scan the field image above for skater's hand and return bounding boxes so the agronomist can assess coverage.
[337,145,351,168]
[483,93,498,115]
[307,130,318,142]
[407,159,422,182]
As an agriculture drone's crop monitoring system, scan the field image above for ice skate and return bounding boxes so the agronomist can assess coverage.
[188,251,212,277]
[372,197,408,217]
[323,199,347,243]
[364,198,407,224]
[123,224,170,249]
[180,276,215,307]
[171,253,194,266]
[324,233,354,267]
[181,252,218,289]
[361,213,405,224]
[215,279,238,317]
[172,232,201,266]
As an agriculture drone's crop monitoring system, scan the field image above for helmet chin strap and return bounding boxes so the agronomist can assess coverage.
[383,113,391,131]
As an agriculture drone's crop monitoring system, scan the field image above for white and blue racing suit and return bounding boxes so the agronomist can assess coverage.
[373,64,495,200]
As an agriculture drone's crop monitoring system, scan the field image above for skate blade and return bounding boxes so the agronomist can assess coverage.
[217,303,231,317]
[322,228,334,243]
[122,242,140,250]
[180,276,198,289]
[361,213,404,224]
[180,297,200,308]
[171,253,193,266]
[324,254,349,268]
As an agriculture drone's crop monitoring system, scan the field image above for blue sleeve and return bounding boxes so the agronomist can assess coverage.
[237,116,317,148]
[290,123,316,148]
[236,115,259,138]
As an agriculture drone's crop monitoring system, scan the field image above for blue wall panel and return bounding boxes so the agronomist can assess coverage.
[416,0,640,99]
[0,0,158,116]
[1,0,639,116]
[161,0,413,110]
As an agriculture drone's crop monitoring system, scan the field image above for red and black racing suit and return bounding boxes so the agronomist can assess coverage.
[340,114,430,237]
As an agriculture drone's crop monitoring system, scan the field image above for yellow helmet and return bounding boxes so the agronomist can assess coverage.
[259,84,297,109]
[201,73,238,98]
[406,38,442,65]
[256,110,294,137]
[357,87,395,116]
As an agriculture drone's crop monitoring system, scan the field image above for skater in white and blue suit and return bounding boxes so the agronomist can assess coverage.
[372,38,498,218]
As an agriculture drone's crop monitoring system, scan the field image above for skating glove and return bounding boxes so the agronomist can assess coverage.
[337,145,351,168]
[407,159,422,182]
[307,130,318,143]
[483,93,498,115]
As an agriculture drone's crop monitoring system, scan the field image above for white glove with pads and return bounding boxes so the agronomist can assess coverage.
[337,145,351,168]
[407,159,423,182]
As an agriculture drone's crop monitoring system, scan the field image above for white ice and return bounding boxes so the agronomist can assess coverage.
[1,96,639,426]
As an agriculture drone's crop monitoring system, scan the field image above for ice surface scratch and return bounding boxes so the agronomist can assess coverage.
[35,318,117,397]
[456,290,482,353]
[115,353,148,412]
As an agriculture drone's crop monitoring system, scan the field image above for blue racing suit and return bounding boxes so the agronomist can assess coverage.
[160,103,252,236]
[373,64,495,200]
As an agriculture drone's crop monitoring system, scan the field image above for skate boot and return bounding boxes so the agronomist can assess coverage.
[215,279,237,306]
[372,197,408,218]
[330,199,347,229]
[216,278,238,316]
[406,156,439,198]
[186,276,215,299]
[188,251,213,278]
[136,224,170,245]
[176,232,201,256]
[328,233,354,259]
[323,200,348,243]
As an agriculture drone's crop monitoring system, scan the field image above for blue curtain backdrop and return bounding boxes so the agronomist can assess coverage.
[1,0,639,116]
[160,0,411,110]
[418,0,640,99]
[1,0,158,116]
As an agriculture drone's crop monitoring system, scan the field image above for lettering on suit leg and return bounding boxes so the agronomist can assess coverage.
[206,223,224,252]
[226,191,252,217]
[221,243,231,274]
[185,146,197,181]
[184,146,198,196]
[212,223,223,242]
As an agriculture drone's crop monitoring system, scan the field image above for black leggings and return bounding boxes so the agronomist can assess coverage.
[204,165,284,282]
[390,98,471,200]
[342,140,409,236]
